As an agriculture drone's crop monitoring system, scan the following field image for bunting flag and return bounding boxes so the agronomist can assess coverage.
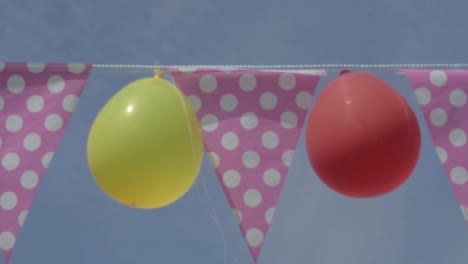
[170,68,323,262]
[403,69,468,222]
[0,62,92,262]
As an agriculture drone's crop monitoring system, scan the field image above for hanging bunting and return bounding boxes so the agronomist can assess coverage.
[0,62,92,263]
[170,68,323,262]
[403,69,468,222]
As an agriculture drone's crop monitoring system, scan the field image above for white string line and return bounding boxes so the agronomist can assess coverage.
[92,63,468,68]
[92,63,468,70]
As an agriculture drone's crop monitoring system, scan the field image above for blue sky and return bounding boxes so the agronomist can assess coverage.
[2,0,468,263]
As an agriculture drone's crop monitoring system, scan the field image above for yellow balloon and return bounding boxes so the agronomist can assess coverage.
[87,75,204,209]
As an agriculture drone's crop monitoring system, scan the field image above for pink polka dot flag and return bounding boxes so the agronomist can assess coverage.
[0,62,92,263]
[170,68,323,262]
[403,69,468,223]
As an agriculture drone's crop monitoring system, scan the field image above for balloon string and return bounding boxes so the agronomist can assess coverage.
[167,70,229,264]
[167,70,199,185]
[172,81,197,168]
[193,175,228,264]
[199,174,229,264]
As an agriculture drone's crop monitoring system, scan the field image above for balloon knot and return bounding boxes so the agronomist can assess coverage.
[340,69,351,75]
[155,69,164,79]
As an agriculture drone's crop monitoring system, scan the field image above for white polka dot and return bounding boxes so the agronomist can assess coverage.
[262,131,279,149]
[5,115,23,132]
[282,150,295,167]
[450,166,468,185]
[27,95,45,112]
[245,228,264,247]
[279,73,296,90]
[242,151,260,168]
[178,67,197,73]
[67,63,86,74]
[42,152,54,169]
[265,207,275,224]
[263,168,281,187]
[449,129,467,147]
[243,189,262,208]
[260,92,278,110]
[2,153,20,171]
[0,192,17,210]
[201,114,219,132]
[435,147,448,164]
[187,95,202,112]
[18,210,28,226]
[296,91,313,109]
[429,108,447,127]
[429,70,447,87]
[45,114,63,132]
[233,209,242,224]
[414,87,431,105]
[240,112,258,130]
[220,94,238,112]
[0,63,4,72]
[207,152,220,168]
[7,75,25,94]
[450,89,467,108]
[239,74,257,92]
[27,63,45,73]
[223,170,241,188]
[21,170,39,189]
[461,205,468,221]
[281,111,298,129]
[63,94,80,112]
[0,96,4,112]
[199,75,217,93]
[23,133,41,151]
[221,132,239,150]
[0,231,15,251]
[47,75,66,93]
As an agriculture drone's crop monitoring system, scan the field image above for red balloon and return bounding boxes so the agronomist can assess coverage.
[305,72,421,198]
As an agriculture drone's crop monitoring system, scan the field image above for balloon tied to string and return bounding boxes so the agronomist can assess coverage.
[340,69,351,75]
[87,72,204,209]
[155,69,164,79]
[305,71,421,198]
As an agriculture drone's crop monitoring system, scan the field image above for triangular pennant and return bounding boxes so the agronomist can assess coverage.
[0,62,92,262]
[170,68,323,262]
[402,69,468,223]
